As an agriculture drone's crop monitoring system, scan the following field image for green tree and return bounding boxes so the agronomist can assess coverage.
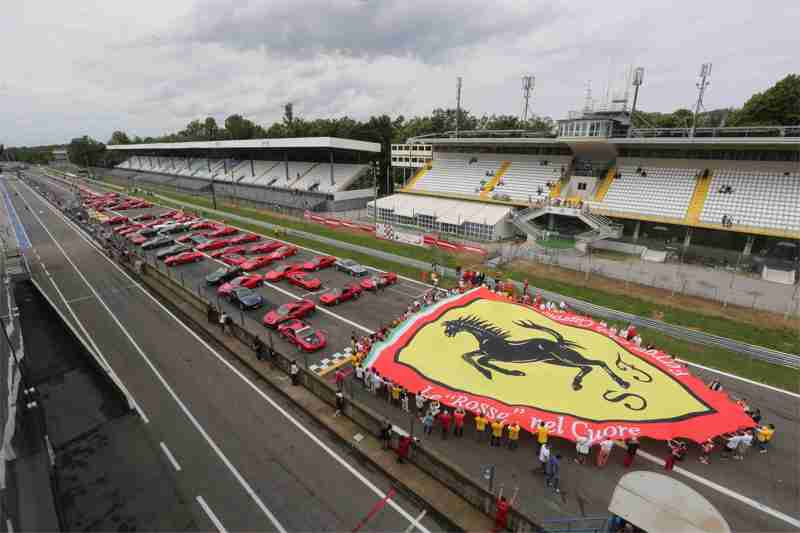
[224,114,259,139]
[67,136,105,167]
[727,74,800,126]
[108,130,131,145]
[204,117,219,140]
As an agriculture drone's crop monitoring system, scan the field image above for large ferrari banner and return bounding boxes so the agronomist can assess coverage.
[365,287,754,443]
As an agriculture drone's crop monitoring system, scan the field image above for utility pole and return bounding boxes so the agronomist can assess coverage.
[691,62,712,138]
[628,67,645,137]
[455,77,463,137]
[210,173,217,210]
[521,75,535,124]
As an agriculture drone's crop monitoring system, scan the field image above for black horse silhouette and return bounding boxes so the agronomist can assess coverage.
[443,315,630,391]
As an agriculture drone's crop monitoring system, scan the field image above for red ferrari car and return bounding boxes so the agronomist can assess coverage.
[240,255,273,272]
[165,251,204,266]
[190,220,219,231]
[360,272,398,291]
[248,240,283,254]
[196,238,233,252]
[267,245,298,261]
[103,215,129,226]
[228,233,259,245]
[114,223,141,234]
[302,255,336,271]
[278,320,326,352]
[262,299,315,327]
[319,283,363,306]
[208,226,238,238]
[133,213,156,222]
[209,245,248,258]
[263,263,305,282]
[129,233,149,245]
[217,274,263,297]
[176,230,212,243]
[220,254,248,266]
[286,272,321,291]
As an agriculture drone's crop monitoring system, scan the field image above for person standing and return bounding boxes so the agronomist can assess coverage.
[422,412,434,436]
[699,439,714,464]
[354,363,365,388]
[400,387,409,413]
[623,437,639,468]
[334,391,345,417]
[756,424,775,453]
[736,431,753,460]
[493,495,510,533]
[438,409,452,440]
[380,420,393,450]
[545,454,562,494]
[596,438,614,467]
[364,367,374,392]
[391,383,401,406]
[396,435,412,464]
[253,337,265,361]
[415,391,427,416]
[453,408,466,437]
[289,360,300,386]
[538,442,550,473]
[507,422,521,450]
[574,435,591,465]
[536,422,550,453]
[475,413,488,442]
[334,368,345,391]
[664,440,686,471]
[219,311,229,334]
[490,419,504,447]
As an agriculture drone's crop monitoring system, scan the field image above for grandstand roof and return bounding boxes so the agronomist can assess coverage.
[370,193,512,226]
[416,136,800,148]
[107,137,381,153]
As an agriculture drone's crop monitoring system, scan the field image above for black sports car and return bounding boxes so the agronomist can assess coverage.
[156,244,191,260]
[142,235,175,250]
[229,287,264,310]
[205,265,242,286]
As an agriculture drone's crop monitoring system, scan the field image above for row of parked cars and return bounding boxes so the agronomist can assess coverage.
[86,191,399,352]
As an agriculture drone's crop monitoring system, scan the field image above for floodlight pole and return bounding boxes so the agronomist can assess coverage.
[455,77,463,138]
[521,75,535,124]
[628,67,645,137]
[372,161,379,226]
[690,62,712,138]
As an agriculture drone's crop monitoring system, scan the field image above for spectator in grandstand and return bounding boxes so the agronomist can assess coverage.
[469,157,478,165]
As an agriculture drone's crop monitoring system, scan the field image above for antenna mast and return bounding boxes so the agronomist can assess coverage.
[521,75,535,123]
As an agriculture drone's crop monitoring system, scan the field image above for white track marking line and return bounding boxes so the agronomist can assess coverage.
[677,359,800,399]
[6,518,13,533]
[160,441,182,471]
[196,496,227,533]
[403,509,427,533]
[634,447,800,529]
[19,180,288,532]
[26,178,430,532]
[66,294,95,304]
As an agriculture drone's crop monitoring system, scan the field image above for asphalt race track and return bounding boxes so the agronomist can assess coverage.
[14,170,800,532]
[5,173,442,532]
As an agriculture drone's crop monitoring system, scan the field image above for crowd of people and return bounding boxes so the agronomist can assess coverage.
[344,266,777,501]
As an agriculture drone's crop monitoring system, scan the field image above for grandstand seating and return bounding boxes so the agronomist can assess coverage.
[599,166,700,219]
[410,154,507,196]
[493,157,568,202]
[114,157,367,194]
[700,169,800,231]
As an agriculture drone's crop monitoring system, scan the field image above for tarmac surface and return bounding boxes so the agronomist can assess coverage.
[16,170,800,532]
[7,173,444,532]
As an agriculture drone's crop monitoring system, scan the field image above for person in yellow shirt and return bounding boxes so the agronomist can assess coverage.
[474,413,488,443]
[507,422,521,450]
[490,419,504,447]
[537,422,549,453]
[391,384,401,407]
[757,424,775,453]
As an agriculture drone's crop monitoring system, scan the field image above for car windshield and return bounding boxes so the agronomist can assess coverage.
[233,287,252,297]
[276,304,291,316]
[342,260,355,266]
[328,289,341,297]
[300,330,319,343]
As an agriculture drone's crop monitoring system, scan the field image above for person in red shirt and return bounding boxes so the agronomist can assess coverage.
[493,495,510,532]
[396,435,412,464]
[334,369,345,391]
[453,407,466,437]
[533,292,542,308]
[438,409,452,440]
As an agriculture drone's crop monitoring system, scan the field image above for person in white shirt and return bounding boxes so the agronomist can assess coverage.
[538,442,550,471]
[574,436,592,464]
[354,364,364,387]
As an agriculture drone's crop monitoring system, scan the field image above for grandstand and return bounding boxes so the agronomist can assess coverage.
[382,114,799,275]
[107,137,379,212]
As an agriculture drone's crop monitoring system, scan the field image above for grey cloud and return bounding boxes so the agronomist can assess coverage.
[159,0,560,62]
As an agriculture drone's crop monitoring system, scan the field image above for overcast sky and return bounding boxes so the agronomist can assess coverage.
[1,0,797,147]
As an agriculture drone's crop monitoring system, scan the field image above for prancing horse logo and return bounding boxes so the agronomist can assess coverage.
[443,315,631,391]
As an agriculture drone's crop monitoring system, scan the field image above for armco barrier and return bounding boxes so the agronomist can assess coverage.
[135,258,544,532]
